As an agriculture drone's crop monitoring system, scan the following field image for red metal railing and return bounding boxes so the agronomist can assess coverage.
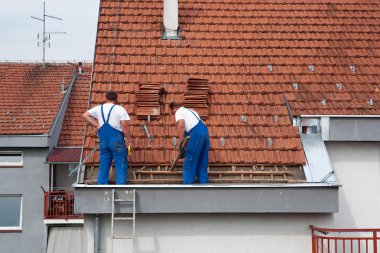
[44,190,83,219]
[311,225,379,253]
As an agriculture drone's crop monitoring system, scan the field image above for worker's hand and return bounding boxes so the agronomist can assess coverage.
[178,139,185,150]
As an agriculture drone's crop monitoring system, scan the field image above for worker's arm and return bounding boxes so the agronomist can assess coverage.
[82,111,99,128]
[176,119,185,141]
[121,120,133,147]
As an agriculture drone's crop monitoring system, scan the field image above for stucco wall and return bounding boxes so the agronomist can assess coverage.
[326,142,380,227]
[0,147,50,253]
[54,164,77,188]
[84,213,333,253]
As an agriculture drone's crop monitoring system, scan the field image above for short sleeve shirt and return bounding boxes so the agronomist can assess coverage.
[175,107,200,132]
[87,103,130,132]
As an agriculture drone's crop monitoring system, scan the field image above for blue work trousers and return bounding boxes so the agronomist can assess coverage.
[98,123,128,184]
[183,121,210,184]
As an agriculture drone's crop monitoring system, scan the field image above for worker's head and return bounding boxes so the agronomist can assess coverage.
[169,102,182,114]
[105,91,118,103]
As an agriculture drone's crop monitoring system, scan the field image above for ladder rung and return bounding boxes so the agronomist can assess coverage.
[115,199,134,202]
[114,217,134,221]
[112,236,134,240]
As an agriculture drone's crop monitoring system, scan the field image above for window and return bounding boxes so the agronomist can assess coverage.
[0,195,22,231]
[68,163,79,173]
[0,151,23,167]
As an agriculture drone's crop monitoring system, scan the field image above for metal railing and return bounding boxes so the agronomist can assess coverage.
[44,190,83,219]
[311,225,379,253]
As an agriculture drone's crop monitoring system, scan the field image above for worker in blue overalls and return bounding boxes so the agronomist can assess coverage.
[83,91,132,184]
[170,102,210,184]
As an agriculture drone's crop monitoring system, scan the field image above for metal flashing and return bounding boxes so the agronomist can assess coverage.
[301,134,336,183]
[74,184,339,213]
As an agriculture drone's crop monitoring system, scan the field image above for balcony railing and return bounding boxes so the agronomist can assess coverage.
[44,190,83,219]
[311,225,379,253]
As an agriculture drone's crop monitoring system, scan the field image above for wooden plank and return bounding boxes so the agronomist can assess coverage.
[135,171,293,176]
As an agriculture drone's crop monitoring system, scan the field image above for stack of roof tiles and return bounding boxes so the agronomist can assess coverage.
[0,63,76,135]
[136,83,165,120]
[82,0,380,183]
[183,78,209,118]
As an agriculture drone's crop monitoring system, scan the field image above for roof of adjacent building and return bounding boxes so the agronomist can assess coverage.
[46,64,92,163]
[82,0,380,183]
[0,63,77,135]
[46,147,83,163]
[57,65,92,147]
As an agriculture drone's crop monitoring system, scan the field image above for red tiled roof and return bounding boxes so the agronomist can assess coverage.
[0,63,77,135]
[84,0,380,170]
[57,65,92,147]
[46,148,82,163]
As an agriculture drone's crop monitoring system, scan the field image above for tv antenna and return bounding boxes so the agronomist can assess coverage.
[31,2,66,63]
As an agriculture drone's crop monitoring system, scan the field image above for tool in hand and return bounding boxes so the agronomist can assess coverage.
[128,145,132,172]
[169,136,190,171]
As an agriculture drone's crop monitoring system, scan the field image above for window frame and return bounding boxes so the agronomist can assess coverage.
[0,194,23,232]
[0,151,23,168]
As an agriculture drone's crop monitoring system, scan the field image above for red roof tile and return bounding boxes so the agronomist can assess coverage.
[46,148,82,163]
[57,65,92,147]
[0,63,77,135]
[84,0,380,175]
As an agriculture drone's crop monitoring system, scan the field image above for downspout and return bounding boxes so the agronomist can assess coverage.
[94,214,100,253]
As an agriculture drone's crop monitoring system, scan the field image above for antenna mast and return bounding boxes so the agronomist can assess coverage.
[31,2,66,63]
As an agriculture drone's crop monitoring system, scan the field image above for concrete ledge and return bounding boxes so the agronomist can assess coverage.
[74,184,339,214]
[0,135,50,147]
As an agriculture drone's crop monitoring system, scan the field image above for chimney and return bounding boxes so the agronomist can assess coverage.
[78,62,83,75]
[163,0,179,39]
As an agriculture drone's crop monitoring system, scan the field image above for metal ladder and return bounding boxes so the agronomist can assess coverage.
[111,189,136,253]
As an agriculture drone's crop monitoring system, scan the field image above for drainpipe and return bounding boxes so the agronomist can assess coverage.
[163,0,178,38]
[94,214,100,253]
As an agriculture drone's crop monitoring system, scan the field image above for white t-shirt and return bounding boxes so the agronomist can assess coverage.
[88,103,130,132]
[175,107,201,132]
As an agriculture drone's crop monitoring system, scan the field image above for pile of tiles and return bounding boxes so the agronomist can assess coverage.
[136,83,165,120]
[183,78,209,118]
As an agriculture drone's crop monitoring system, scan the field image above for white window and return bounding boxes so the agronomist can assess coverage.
[0,151,23,167]
[0,195,22,231]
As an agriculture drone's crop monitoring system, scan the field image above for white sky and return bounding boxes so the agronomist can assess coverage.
[0,0,100,62]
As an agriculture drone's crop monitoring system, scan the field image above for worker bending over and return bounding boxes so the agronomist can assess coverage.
[82,91,132,184]
[170,102,210,184]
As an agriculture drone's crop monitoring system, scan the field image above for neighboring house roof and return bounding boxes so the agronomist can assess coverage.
[0,63,77,135]
[46,64,92,163]
[46,147,82,163]
[82,0,380,183]
[57,65,92,147]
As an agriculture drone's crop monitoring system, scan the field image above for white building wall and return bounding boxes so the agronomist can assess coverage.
[326,142,380,227]
[84,213,333,253]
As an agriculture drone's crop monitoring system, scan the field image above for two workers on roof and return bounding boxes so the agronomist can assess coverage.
[83,91,210,185]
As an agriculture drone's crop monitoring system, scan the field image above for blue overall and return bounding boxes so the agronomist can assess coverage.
[183,109,210,184]
[97,104,128,184]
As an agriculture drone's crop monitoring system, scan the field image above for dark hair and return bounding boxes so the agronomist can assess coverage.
[169,102,182,110]
[106,91,118,102]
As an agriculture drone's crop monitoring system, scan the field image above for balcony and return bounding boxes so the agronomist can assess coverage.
[311,225,380,253]
[44,190,83,220]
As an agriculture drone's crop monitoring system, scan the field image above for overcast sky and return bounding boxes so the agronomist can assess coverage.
[0,0,100,62]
